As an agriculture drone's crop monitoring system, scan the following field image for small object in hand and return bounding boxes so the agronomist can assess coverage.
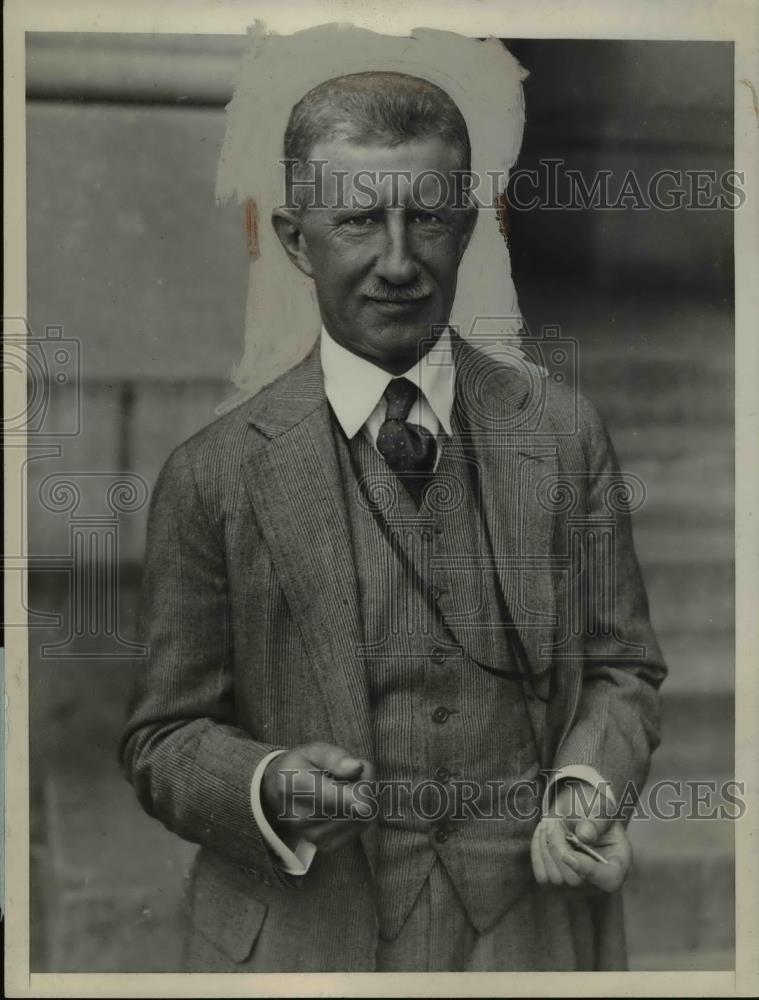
[565,831,609,865]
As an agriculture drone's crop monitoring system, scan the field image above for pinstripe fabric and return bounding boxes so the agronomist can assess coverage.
[374,857,600,972]
[120,335,665,971]
[337,419,542,940]
[183,847,378,971]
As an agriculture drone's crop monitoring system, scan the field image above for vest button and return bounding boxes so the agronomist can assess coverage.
[431,706,450,724]
[430,646,447,664]
[434,826,450,843]
[433,766,451,783]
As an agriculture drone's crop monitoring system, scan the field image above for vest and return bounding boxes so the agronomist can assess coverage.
[331,403,543,940]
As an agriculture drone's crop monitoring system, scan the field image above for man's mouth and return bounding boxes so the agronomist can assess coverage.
[365,293,431,310]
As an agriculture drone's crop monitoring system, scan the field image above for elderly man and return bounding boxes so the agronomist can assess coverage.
[120,71,666,972]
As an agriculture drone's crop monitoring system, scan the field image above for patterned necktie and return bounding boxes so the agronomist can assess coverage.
[376,377,438,504]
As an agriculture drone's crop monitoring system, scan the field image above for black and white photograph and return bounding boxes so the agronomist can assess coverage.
[4,0,758,993]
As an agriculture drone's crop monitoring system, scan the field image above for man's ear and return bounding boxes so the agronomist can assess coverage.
[271,207,314,278]
[457,206,479,260]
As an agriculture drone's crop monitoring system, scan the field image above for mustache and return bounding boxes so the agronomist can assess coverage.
[363,281,432,303]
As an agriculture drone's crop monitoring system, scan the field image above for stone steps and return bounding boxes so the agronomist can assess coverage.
[623,691,734,967]
[35,762,195,972]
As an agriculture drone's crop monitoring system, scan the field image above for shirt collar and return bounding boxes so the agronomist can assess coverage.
[320,325,455,440]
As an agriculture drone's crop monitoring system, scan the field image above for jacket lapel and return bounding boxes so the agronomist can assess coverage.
[239,337,562,826]
[453,339,559,759]
[240,347,373,769]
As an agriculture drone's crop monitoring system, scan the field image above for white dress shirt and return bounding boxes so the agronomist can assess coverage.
[320,323,455,453]
[250,326,612,875]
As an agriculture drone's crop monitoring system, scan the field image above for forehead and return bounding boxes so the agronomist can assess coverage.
[307,136,462,206]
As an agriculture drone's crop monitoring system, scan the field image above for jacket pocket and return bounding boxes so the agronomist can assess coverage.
[189,852,269,964]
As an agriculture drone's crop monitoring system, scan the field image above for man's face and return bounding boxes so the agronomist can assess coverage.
[273,137,476,374]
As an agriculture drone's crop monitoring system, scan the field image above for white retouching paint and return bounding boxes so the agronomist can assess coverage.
[216,22,528,400]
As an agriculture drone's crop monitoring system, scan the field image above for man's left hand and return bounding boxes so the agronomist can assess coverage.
[530,779,632,893]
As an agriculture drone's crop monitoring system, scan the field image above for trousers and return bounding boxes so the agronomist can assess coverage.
[375,856,600,972]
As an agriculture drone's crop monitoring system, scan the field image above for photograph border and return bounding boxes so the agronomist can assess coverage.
[4,0,758,996]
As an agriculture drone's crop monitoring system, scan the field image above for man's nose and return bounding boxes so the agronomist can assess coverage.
[374,211,420,285]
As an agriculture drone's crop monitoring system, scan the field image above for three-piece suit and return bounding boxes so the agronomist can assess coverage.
[120,334,666,971]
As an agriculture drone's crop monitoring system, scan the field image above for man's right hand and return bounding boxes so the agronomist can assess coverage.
[261,742,376,854]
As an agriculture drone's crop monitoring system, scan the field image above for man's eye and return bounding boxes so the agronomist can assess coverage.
[411,212,442,224]
[345,216,377,227]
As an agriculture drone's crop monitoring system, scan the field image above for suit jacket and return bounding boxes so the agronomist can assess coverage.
[120,335,667,971]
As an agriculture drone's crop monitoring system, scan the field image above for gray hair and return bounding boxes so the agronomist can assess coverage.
[282,71,471,208]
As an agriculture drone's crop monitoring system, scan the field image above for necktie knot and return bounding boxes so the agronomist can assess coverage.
[376,378,437,505]
[383,377,418,421]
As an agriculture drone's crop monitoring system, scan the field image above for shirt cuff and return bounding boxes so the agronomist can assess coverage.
[541,764,618,816]
[250,749,317,876]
